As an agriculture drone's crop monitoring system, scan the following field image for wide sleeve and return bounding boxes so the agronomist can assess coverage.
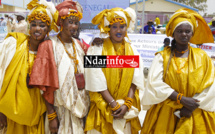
[7,20,14,32]
[85,45,107,92]
[82,39,90,49]
[131,45,144,91]
[193,79,215,112]
[141,53,174,110]
[13,20,25,30]
[0,37,16,91]
[76,39,89,54]
[29,40,59,104]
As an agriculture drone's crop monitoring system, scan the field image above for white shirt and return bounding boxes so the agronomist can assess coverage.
[7,19,28,34]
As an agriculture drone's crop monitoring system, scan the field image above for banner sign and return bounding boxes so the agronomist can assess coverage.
[77,0,130,23]
[128,34,167,67]
[198,43,215,57]
[1,32,214,68]
[79,33,215,68]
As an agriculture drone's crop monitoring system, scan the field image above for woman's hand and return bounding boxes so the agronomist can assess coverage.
[180,96,199,112]
[180,107,192,118]
[0,112,7,129]
[110,101,117,108]
[169,91,199,112]
[92,38,103,46]
[44,36,50,41]
[49,117,59,134]
[44,99,59,134]
[112,105,128,119]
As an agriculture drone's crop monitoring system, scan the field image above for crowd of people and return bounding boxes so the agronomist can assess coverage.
[0,0,215,134]
[138,16,215,37]
[210,17,215,40]
[0,13,28,34]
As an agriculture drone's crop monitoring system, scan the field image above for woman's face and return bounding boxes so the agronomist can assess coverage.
[109,22,127,43]
[173,23,193,46]
[60,16,79,38]
[30,19,49,41]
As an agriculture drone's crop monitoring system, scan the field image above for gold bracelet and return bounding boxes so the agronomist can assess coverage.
[111,102,120,111]
[125,97,134,103]
[177,93,183,104]
[48,112,56,117]
[48,115,56,120]
[179,94,183,103]
[124,102,132,110]
[125,97,133,110]
[48,115,57,121]
[48,112,57,121]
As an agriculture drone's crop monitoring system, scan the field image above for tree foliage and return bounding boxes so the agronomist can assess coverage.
[172,0,208,12]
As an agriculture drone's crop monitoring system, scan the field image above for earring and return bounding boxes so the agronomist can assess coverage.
[60,26,63,32]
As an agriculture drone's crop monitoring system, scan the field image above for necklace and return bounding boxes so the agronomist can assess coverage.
[27,37,37,75]
[113,40,125,55]
[27,37,37,88]
[175,45,190,54]
[57,34,79,73]
[173,52,189,74]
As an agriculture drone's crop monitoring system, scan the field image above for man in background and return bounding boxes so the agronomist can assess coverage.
[140,20,156,34]
[157,38,170,51]
[7,12,28,34]
[209,17,215,41]
[0,17,7,26]
[73,22,90,54]
[155,16,160,26]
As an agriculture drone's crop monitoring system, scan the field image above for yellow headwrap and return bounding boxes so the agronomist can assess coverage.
[166,8,214,44]
[27,0,58,32]
[92,7,136,35]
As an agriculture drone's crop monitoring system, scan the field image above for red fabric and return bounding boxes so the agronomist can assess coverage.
[76,39,89,54]
[29,40,59,104]
[55,0,78,26]
[212,31,215,35]
[82,39,90,49]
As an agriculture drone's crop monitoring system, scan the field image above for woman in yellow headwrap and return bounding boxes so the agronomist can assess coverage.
[141,8,215,133]
[84,7,144,134]
[0,0,58,133]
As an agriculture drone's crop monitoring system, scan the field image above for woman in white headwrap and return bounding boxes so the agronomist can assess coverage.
[84,7,144,134]
[141,8,215,134]
[0,0,58,133]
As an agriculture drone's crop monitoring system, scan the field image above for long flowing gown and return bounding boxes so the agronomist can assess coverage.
[85,38,144,134]
[0,33,46,134]
[141,47,215,134]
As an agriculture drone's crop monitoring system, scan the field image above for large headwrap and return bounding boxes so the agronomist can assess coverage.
[92,7,136,35]
[27,0,58,32]
[55,0,83,26]
[166,8,214,44]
